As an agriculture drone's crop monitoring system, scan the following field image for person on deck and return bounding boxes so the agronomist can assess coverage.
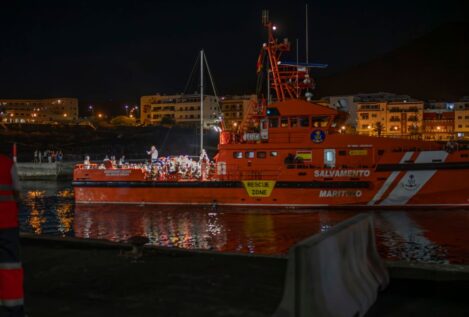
[83,155,91,169]
[118,155,126,168]
[0,152,24,316]
[147,146,159,164]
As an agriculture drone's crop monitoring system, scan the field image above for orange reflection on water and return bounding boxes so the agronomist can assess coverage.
[73,205,357,255]
[57,189,73,199]
[27,190,45,199]
[72,205,469,264]
[28,208,46,234]
[56,202,73,235]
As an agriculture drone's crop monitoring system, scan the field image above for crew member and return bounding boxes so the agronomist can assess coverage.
[147,145,159,164]
[83,155,91,169]
[0,152,24,316]
[118,155,126,168]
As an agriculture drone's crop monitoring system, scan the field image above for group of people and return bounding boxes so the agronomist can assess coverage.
[33,149,63,163]
[146,151,214,181]
[82,145,215,181]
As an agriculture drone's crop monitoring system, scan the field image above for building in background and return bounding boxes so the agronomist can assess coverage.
[421,100,460,141]
[385,100,424,138]
[454,97,469,140]
[356,98,424,138]
[140,94,221,127]
[422,111,454,141]
[320,92,415,131]
[219,95,257,130]
[0,98,78,124]
[355,100,388,136]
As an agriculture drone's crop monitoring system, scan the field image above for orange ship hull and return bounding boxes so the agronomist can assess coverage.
[73,151,469,207]
[73,185,469,207]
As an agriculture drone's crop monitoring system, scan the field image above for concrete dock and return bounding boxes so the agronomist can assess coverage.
[16,162,75,180]
[20,235,469,317]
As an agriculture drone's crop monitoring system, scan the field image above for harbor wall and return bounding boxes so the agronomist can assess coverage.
[16,162,76,180]
[273,213,389,317]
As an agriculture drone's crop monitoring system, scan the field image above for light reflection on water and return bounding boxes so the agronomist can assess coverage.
[18,181,469,264]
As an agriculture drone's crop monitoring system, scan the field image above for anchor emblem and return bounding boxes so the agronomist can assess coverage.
[402,174,419,191]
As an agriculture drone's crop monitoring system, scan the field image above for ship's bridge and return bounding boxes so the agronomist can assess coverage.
[220,99,345,145]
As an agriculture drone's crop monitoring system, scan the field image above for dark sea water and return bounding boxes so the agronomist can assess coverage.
[18,180,469,265]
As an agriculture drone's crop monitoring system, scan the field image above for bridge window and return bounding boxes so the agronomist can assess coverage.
[270,151,278,157]
[269,117,279,128]
[290,117,298,128]
[312,116,329,128]
[299,116,309,127]
[233,152,243,159]
[280,117,289,128]
[246,151,255,159]
[257,152,266,159]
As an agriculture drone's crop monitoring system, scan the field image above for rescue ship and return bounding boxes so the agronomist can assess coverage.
[73,12,469,208]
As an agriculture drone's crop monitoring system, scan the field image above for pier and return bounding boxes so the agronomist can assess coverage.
[16,162,75,180]
[20,234,469,317]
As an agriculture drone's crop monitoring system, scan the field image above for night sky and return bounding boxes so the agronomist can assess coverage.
[0,0,467,114]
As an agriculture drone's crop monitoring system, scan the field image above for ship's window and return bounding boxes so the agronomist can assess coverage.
[270,151,278,157]
[257,152,266,159]
[299,116,309,127]
[246,151,255,158]
[378,150,385,155]
[280,117,289,128]
[338,150,346,156]
[324,149,336,168]
[312,116,329,128]
[269,117,279,128]
[233,152,243,159]
[290,117,298,128]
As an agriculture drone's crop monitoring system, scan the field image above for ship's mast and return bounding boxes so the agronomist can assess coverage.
[259,10,319,102]
[200,49,204,154]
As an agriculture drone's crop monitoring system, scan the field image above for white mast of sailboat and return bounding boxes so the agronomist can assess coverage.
[200,49,204,154]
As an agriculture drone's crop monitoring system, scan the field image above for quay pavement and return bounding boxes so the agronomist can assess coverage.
[20,235,469,317]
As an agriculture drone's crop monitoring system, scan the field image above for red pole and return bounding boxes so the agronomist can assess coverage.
[13,142,17,163]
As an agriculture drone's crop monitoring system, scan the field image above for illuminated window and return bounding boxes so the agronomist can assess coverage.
[312,116,329,128]
[280,117,288,128]
[233,152,243,159]
[324,149,336,168]
[290,117,298,128]
[360,113,369,120]
[246,151,255,159]
[270,151,278,157]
